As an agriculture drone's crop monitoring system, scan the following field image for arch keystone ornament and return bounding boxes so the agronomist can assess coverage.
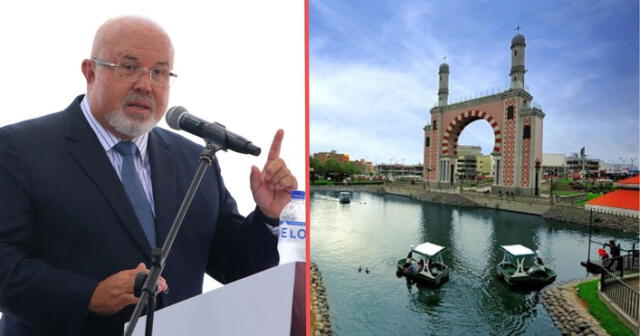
[423,33,545,196]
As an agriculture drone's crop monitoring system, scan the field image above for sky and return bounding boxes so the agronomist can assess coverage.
[0,0,304,294]
[310,0,640,166]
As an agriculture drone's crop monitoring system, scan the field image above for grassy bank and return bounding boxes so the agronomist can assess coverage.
[575,279,636,336]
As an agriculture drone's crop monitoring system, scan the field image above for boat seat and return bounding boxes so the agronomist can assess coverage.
[526,265,546,276]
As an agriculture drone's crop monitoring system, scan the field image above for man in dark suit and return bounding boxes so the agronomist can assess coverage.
[0,16,298,335]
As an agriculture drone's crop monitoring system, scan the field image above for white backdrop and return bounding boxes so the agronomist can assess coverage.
[0,1,305,297]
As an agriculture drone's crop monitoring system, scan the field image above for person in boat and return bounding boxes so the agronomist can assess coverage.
[527,256,546,275]
[407,263,418,275]
[403,245,415,268]
[402,260,419,276]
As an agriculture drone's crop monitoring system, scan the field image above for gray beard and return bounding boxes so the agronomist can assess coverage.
[105,108,158,138]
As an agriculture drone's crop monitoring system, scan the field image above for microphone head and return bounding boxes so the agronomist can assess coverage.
[246,143,261,156]
[166,106,188,130]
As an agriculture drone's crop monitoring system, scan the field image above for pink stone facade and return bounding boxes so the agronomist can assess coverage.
[502,99,517,186]
[424,126,438,181]
[424,93,543,195]
[535,118,543,164]
[520,117,532,187]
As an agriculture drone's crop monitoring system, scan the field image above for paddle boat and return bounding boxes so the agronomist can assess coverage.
[496,244,556,287]
[396,242,449,286]
[339,192,351,204]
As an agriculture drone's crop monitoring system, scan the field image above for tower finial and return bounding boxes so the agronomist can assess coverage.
[515,25,523,32]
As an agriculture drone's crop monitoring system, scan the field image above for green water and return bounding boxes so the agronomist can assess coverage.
[311,190,638,336]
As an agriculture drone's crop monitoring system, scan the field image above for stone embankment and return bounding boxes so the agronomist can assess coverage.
[311,184,639,234]
[310,263,333,336]
[386,186,479,207]
[543,205,638,233]
[541,278,608,336]
[311,184,386,194]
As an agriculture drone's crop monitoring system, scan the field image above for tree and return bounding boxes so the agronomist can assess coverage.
[325,159,341,179]
[311,159,364,181]
[310,156,327,180]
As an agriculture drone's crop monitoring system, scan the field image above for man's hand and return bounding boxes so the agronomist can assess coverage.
[89,263,169,316]
[250,129,298,219]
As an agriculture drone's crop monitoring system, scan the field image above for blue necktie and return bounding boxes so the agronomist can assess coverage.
[114,141,157,248]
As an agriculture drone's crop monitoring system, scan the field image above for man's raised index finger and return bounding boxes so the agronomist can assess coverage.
[267,129,284,162]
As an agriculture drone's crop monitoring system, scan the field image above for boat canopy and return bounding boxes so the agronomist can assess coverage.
[500,244,536,258]
[412,242,445,257]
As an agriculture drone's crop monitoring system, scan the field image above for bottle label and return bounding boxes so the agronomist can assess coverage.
[279,220,306,240]
[279,220,305,226]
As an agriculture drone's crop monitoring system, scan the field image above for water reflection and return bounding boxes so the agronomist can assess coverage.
[311,190,638,335]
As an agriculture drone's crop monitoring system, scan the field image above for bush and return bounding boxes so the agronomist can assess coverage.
[311,179,334,185]
[350,180,383,185]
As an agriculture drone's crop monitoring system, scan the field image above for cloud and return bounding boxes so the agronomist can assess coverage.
[310,0,639,165]
[311,60,430,163]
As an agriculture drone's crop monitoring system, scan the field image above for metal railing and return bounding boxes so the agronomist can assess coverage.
[447,86,509,105]
[600,253,640,323]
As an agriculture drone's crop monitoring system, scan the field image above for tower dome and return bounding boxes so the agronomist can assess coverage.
[511,34,525,47]
[509,32,526,90]
[439,62,449,72]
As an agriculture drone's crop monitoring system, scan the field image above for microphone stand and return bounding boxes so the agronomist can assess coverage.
[124,141,220,336]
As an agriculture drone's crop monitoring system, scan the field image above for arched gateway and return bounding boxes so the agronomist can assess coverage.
[424,33,545,196]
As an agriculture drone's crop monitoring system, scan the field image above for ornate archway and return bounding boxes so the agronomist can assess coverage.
[442,110,502,156]
[423,33,545,196]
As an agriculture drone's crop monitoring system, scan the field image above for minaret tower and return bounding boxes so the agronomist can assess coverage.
[438,62,449,106]
[509,33,526,90]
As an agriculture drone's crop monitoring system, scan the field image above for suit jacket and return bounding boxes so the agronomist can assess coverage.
[0,95,279,335]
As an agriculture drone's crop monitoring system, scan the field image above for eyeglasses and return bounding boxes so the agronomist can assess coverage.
[92,58,177,87]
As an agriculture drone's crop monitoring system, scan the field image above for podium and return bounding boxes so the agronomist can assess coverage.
[128,262,305,336]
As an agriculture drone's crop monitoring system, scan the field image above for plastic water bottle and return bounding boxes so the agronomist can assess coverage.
[278,190,306,264]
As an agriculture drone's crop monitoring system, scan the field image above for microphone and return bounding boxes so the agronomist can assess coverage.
[165,106,261,156]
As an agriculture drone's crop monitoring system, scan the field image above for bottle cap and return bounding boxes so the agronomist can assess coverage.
[291,190,305,199]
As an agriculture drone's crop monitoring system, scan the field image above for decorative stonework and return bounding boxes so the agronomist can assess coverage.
[442,110,502,156]
[502,101,517,186]
[521,117,532,187]
[431,127,438,180]
[423,127,438,181]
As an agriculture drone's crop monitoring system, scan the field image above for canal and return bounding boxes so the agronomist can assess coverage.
[311,190,638,335]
